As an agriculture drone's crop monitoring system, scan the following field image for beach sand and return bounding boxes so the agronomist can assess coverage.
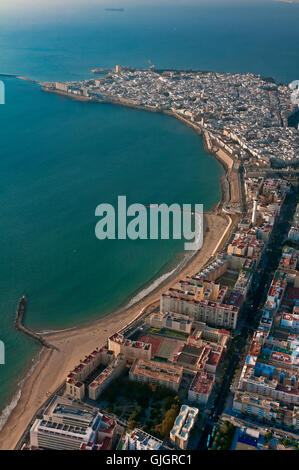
[0,212,229,450]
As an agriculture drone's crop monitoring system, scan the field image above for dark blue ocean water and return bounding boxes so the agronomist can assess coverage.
[1,1,298,84]
[0,0,298,424]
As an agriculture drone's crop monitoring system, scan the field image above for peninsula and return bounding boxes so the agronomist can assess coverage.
[0,65,299,451]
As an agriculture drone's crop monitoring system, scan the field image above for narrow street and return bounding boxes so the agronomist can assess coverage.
[197,190,297,450]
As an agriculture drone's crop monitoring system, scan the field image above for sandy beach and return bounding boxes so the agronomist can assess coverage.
[0,79,238,450]
[0,212,229,450]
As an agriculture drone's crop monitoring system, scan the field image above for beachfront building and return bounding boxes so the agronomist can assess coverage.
[191,256,228,282]
[170,404,198,450]
[129,359,183,392]
[66,379,85,400]
[30,396,114,450]
[88,354,127,401]
[178,279,228,303]
[122,429,163,450]
[188,371,215,405]
[108,333,152,363]
[161,288,239,330]
[65,347,114,399]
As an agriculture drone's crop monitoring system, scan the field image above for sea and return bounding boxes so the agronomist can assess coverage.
[0,0,299,428]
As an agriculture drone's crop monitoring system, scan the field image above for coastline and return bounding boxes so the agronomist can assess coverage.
[0,212,229,450]
[0,83,237,450]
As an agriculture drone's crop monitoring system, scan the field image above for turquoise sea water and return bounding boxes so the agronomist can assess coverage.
[0,70,223,420]
[0,1,299,423]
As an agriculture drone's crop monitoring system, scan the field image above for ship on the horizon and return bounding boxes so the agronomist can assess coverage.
[104,8,124,12]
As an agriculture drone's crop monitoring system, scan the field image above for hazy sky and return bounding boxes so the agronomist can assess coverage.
[0,0,292,23]
[0,0,273,8]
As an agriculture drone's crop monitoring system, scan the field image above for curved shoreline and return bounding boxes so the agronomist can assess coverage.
[0,85,236,450]
[0,212,230,450]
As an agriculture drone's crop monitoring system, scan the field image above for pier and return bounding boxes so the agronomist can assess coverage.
[15,296,58,351]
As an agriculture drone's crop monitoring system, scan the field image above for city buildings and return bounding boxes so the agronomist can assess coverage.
[22,167,298,450]
[147,311,192,334]
[188,371,215,405]
[161,288,239,330]
[288,204,299,242]
[170,405,198,450]
[30,396,117,450]
[233,391,299,429]
[66,347,114,399]
[108,333,152,362]
[232,215,299,433]
[49,67,298,170]
[129,359,183,392]
[122,429,163,450]
[88,354,127,401]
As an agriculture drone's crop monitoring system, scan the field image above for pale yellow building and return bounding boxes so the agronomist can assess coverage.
[108,333,152,362]
[88,354,127,401]
[129,359,183,392]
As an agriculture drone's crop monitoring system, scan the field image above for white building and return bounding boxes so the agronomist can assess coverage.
[170,404,198,450]
[30,397,102,450]
[123,429,163,450]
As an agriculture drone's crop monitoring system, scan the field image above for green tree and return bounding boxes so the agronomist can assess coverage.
[160,405,179,437]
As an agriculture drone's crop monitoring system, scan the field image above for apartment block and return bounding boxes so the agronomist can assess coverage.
[170,405,198,450]
[108,333,152,362]
[122,429,163,450]
[233,391,299,430]
[188,371,215,405]
[30,396,113,450]
[147,311,192,334]
[88,354,127,401]
[161,289,239,330]
[129,359,183,392]
[66,347,114,399]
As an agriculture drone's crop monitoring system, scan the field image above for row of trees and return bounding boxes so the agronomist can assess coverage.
[214,421,236,450]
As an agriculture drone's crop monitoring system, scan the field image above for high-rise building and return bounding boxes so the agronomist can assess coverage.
[170,405,198,450]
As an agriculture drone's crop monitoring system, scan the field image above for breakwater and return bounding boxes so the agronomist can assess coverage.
[0,73,18,78]
[15,297,58,351]
[0,74,38,83]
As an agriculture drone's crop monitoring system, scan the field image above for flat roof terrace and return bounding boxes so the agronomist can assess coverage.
[130,359,183,384]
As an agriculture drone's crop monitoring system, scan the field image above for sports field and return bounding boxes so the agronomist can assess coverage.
[139,334,184,360]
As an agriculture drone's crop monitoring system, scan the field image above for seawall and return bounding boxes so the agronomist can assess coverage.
[42,86,240,214]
